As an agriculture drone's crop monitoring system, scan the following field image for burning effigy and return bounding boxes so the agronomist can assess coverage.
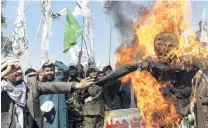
[114,1,208,128]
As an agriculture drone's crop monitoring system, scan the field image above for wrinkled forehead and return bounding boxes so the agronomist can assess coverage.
[12,68,23,75]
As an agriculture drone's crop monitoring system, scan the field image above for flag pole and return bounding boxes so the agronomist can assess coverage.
[26,16,43,69]
[77,17,85,74]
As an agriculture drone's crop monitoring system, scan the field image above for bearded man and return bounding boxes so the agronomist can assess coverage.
[1,59,94,128]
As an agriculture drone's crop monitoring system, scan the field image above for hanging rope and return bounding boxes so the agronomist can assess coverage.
[1,0,33,52]
[26,16,43,69]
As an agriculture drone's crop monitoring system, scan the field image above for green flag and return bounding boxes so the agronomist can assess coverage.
[63,12,83,53]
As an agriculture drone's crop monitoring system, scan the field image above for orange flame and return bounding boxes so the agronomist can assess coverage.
[116,1,207,127]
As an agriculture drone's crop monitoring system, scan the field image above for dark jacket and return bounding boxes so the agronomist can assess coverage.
[103,80,122,110]
[1,76,75,128]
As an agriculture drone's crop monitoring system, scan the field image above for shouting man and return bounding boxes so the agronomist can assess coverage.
[1,59,94,128]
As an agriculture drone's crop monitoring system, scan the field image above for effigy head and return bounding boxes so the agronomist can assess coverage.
[154,32,179,63]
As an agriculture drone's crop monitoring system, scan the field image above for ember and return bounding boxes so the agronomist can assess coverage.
[116,1,208,127]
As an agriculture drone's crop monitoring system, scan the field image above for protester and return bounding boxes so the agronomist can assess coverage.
[1,59,20,78]
[54,65,61,76]
[66,64,84,128]
[1,58,94,128]
[77,64,85,79]
[25,68,37,77]
[86,67,98,78]
[24,68,37,85]
[83,69,105,128]
[40,60,71,128]
[102,65,123,110]
[96,71,105,80]
[37,69,44,81]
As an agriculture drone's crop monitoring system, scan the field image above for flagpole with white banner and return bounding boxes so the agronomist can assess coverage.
[40,0,52,65]
[71,0,95,69]
[40,0,68,65]
[11,0,28,59]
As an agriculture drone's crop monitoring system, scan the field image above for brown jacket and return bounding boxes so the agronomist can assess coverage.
[1,76,75,128]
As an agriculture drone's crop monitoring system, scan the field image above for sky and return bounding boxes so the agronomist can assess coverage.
[2,0,208,71]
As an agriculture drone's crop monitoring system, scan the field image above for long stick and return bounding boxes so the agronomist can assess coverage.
[82,36,90,58]
[103,13,109,64]
[26,16,43,68]
[77,17,85,74]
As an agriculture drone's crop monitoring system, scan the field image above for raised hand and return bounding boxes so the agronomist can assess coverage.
[1,62,21,78]
[75,77,95,89]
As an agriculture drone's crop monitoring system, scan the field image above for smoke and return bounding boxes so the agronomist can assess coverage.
[103,1,153,45]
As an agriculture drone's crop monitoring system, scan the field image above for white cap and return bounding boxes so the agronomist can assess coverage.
[1,58,19,72]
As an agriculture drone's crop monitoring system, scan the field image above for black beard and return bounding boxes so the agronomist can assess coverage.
[43,75,55,82]
[15,79,23,85]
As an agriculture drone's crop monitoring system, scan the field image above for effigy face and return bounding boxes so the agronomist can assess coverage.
[154,32,179,63]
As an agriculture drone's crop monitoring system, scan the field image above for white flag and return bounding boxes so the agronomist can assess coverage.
[12,0,28,57]
[40,0,68,64]
[73,0,91,17]
[69,44,93,69]
[40,0,53,65]
[83,2,94,57]
[52,7,68,19]
[69,44,80,64]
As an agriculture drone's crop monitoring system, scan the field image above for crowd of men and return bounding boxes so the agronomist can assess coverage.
[1,58,132,128]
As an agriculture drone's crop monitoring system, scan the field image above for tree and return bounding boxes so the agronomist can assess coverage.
[1,1,14,57]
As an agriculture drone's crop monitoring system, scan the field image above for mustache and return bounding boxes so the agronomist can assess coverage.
[43,74,55,82]
[16,79,23,85]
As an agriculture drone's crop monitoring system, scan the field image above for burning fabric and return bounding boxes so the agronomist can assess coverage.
[99,1,208,128]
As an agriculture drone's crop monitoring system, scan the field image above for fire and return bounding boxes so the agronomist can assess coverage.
[116,1,207,127]
[131,71,180,127]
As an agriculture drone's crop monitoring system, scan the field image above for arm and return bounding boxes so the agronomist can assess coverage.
[37,81,75,95]
[54,61,69,73]
[96,62,144,85]
[54,61,69,79]
[27,76,94,95]
[96,61,170,85]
